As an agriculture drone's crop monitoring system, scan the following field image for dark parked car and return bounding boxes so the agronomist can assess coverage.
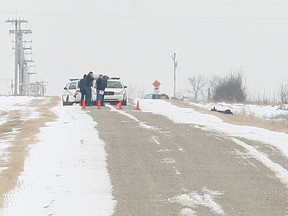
[143,93,170,100]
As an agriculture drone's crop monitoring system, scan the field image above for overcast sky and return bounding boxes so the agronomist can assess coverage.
[1,0,288,99]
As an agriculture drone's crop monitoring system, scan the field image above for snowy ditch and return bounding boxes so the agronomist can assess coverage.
[1,102,116,216]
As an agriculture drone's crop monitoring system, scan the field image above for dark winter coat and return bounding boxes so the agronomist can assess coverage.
[96,78,103,90]
[85,74,94,87]
[79,79,86,92]
[102,78,107,90]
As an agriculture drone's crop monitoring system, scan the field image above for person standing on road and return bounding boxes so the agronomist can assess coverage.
[96,74,103,106]
[85,71,94,106]
[101,75,109,106]
[79,74,86,106]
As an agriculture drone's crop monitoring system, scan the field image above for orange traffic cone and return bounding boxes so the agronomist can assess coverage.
[97,99,101,109]
[82,99,86,109]
[118,100,123,109]
[135,100,140,110]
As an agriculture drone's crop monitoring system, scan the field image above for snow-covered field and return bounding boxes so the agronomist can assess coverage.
[0,96,287,215]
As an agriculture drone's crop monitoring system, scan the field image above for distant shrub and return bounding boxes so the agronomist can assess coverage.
[212,73,247,102]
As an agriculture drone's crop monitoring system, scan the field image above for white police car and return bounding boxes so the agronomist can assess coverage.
[62,79,81,106]
[103,78,128,105]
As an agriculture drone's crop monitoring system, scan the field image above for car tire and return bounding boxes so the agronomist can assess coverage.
[63,96,73,106]
[63,101,71,106]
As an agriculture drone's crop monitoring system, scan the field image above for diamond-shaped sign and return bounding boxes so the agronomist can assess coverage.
[152,80,161,87]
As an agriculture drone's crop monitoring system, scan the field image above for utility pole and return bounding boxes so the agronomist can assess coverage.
[23,41,33,95]
[172,52,177,98]
[6,18,32,95]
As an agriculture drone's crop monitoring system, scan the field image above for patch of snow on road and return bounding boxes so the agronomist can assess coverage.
[232,138,288,188]
[162,158,176,164]
[1,104,115,216]
[150,135,160,145]
[180,207,196,216]
[169,187,225,215]
[109,105,157,130]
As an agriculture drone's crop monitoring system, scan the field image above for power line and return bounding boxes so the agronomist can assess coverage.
[29,0,288,6]
[2,10,288,24]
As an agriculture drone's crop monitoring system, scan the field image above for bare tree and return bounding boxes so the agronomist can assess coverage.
[279,82,288,104]
[188,75,207,101]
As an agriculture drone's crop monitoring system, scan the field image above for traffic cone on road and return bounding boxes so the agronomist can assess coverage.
[97,100,101,109]
[135,100,140,110]
[118,100,123,109]
[82,99,86,109]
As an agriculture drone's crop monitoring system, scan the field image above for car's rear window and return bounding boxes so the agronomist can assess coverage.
[69,82,78,90]
[107,81,123,88]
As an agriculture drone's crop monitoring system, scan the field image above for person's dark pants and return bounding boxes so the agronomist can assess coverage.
[96,90,103,105]
[101,90,105,105]
[85,86,92,106]
[80,90,86,106]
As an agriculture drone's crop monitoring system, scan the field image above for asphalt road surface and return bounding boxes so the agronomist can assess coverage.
[87,103,288,216]
[1,97,287,216]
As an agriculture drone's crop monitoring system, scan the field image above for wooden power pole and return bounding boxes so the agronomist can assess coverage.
[172,52,177,98]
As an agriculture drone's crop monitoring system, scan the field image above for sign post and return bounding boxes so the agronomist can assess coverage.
[152,80,161,99]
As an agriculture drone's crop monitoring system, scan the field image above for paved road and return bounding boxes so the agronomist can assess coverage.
[88,103,288,216]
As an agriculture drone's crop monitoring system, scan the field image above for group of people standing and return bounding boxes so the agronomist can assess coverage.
[79,72,109,106]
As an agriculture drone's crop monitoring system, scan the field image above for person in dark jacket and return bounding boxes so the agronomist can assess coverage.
[101,75,109,106]
[96,74,103,105]
[79,74,86,106]
[85,71,94,106]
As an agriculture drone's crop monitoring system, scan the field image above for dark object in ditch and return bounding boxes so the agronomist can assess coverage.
[211,107,233,115]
